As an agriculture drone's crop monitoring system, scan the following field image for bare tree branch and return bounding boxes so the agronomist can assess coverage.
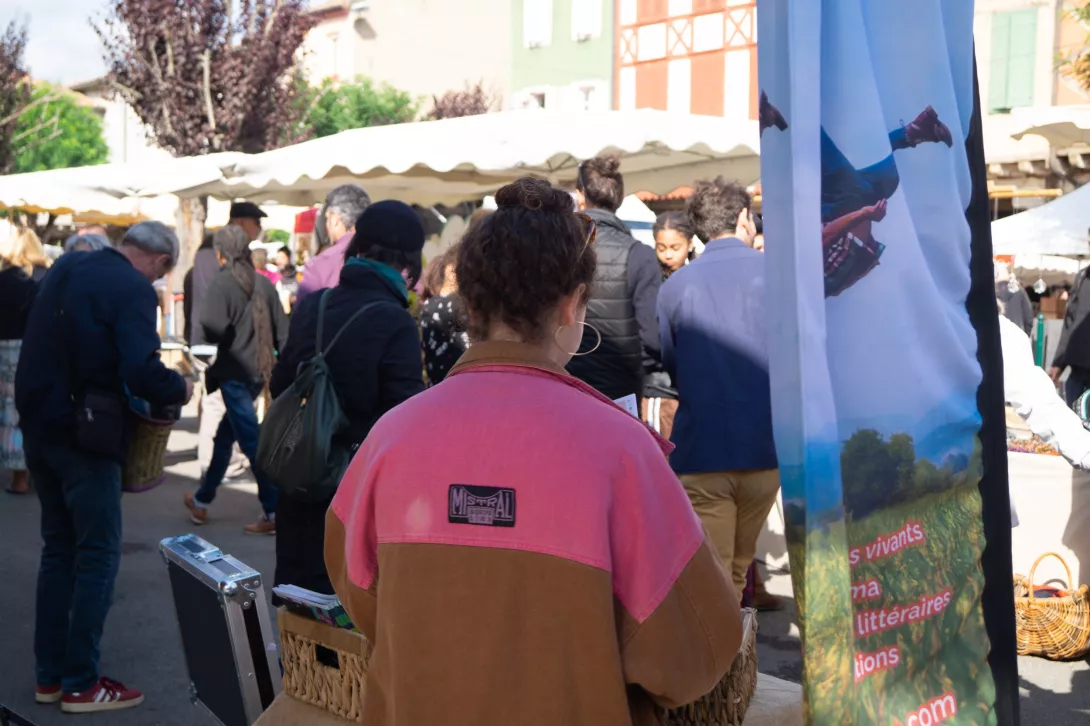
[110,80,145,103]
[165,34,175,77]
[15,125,63,154]
[202,49,217,138]
[147,38,166,88]
[0,88,62,127]
[265,0,285,35]
[11,112,59,143]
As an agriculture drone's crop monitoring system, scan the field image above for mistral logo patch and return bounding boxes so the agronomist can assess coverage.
[448,485,516,528]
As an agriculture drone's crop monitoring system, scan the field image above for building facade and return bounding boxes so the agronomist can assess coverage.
[976,0,1090,212]
[67,77,173,166]
[614,0,757,119]
[302,0,513,110]
[510,0,614,111]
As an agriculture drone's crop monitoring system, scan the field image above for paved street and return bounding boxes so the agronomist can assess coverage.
[0,411,1086,725]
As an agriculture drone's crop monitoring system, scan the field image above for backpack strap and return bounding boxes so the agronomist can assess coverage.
[318,296,390,358]
[315,289,333,352]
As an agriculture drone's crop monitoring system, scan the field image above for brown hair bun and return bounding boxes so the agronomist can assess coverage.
[577,154,624,212]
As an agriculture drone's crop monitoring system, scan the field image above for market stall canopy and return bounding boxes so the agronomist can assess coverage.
[0,154,243,223]
[1010,105,1090,148]
[991,184,1090,257]
[1012,253,1085,286]
[167,109,761,206]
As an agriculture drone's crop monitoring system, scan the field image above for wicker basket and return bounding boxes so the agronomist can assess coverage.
[279,609,372,723]
[1014,552,1090,660]
[121,414,174,493]
[666,608,759,726]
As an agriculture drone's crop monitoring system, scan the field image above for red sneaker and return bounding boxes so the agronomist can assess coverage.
[61,677,144,713]
[35,684,61,704]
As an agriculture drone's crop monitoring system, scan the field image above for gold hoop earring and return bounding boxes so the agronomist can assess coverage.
[554,321,602,357]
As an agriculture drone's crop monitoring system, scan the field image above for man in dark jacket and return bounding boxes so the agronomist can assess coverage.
[270,200,426,595]
[657,177,779,595]
[1052,262,1090,404]
[567,155,662,402]
[184,225,289,534]
[16,222,192,713]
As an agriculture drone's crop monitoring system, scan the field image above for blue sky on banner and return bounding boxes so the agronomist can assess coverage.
[761,0,984,512]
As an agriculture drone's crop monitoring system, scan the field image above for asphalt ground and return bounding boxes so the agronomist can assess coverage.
[0,409,1086,725]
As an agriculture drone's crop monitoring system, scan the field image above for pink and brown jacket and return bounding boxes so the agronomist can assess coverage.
[325,341,742,726]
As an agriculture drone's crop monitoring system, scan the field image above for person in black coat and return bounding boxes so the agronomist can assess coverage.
[270,200,427,595]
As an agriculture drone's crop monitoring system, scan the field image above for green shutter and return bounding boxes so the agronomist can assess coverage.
[989,13,1011,112]
[1006,10,1037,108]
[989,10,1036,112]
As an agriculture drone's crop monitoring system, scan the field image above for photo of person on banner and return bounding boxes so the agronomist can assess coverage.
[755,0,1020,724]
[760,94,953,298]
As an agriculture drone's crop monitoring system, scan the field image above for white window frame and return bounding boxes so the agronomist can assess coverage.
[524,0,554,49]
[571,0,603,42]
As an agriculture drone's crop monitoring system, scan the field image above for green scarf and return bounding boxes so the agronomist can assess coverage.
[346,257,408,301]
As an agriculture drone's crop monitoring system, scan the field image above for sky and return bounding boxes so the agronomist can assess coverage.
[0,0,107,85]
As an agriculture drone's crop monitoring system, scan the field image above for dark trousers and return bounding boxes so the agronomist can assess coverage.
[26,437,122,693]
[821,127,907,223]
[273,494,335,595]
[1065,366,1090,407]
[194,379,277,515]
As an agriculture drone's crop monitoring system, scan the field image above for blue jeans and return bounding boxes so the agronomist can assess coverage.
[194,380,277,515]
[821,127,907,223]
[26,437,122,693]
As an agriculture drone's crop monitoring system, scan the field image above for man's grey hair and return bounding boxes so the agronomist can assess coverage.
[63,233,111,254]
[324,184,371,234]
[121,221,180,267]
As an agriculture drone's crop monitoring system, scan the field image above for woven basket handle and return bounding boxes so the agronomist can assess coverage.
[1027,552,1073,590]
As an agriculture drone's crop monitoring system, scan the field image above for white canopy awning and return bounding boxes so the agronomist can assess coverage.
[169,109,762,206]
[0,154,241,224]
[1009,105,1090,149]
[991,184,1090,257]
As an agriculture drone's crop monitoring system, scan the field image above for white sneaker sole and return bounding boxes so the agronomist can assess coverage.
[62,694,145,713]
[35,691,62,704]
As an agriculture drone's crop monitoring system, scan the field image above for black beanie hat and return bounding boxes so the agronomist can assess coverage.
[348,200,426,256]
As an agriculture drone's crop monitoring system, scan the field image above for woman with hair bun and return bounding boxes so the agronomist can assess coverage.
[326,177,742,726]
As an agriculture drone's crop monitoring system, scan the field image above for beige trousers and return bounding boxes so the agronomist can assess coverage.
[681,469,781,592]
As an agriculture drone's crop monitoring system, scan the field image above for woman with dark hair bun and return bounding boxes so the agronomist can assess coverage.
[325,177,742,726]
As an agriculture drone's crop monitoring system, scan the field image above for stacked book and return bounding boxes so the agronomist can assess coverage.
[272,585,357,631]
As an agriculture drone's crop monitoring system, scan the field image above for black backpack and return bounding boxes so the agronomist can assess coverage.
[256,291,383,502]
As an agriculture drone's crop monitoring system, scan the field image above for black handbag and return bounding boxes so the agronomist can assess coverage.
[55,267,128,457]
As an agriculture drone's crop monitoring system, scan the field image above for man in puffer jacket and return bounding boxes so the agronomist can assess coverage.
[566,155,663,403]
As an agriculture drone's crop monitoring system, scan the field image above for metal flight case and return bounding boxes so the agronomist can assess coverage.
[160,534,280,726]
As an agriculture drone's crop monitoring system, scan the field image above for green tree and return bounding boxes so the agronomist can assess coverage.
[304,76,419,138]
[887,433,916,492]
[265,229,290,244]
[13,84,108,173]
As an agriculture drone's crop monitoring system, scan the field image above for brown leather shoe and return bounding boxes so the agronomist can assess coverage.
[244,518,276,536]
[905,105,952,148]
[184,492,207,525]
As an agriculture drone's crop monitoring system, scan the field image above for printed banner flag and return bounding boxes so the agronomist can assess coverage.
[757,1,1019,724]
